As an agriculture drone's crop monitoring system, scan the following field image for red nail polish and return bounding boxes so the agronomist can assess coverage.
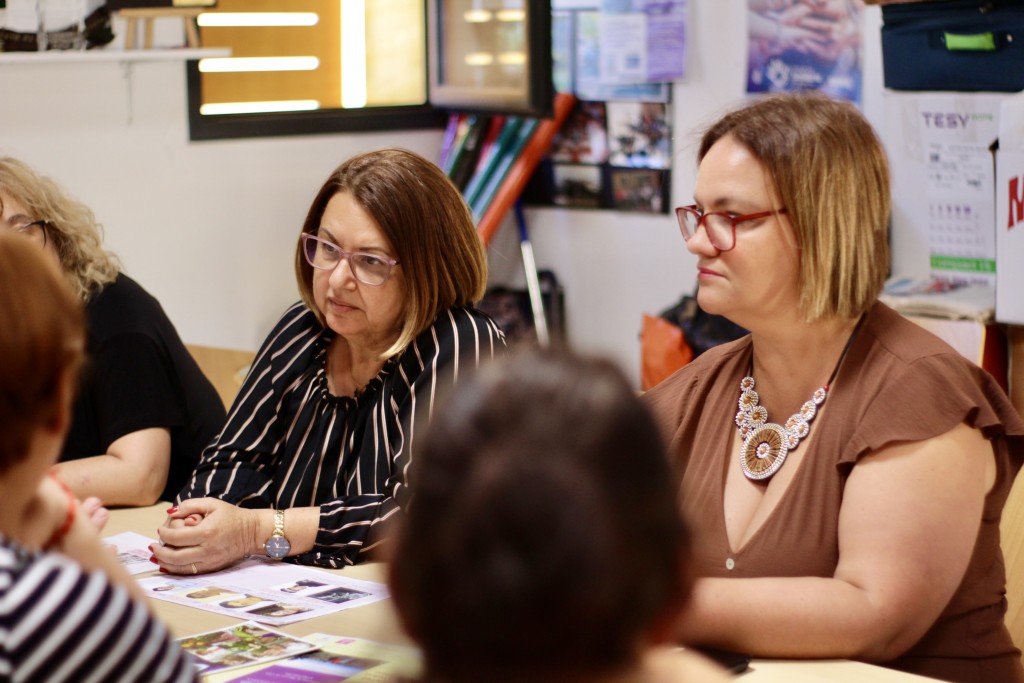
[158,567,168,574]
[149,556,160,564]
[166,506,178,514]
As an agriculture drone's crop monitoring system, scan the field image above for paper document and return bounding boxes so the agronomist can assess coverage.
[106,532,389,626]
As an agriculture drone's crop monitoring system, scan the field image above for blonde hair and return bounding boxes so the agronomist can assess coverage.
[295,148,488,358]
[698,93,890,321]
[0,156,120,302]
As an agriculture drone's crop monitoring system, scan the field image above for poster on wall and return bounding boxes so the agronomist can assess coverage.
[599,0,687,85]
[529,1,674,215]
[745,0,864,105]
[575,11,672,102]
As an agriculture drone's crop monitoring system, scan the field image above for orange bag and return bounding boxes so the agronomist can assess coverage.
[640,313,693,391]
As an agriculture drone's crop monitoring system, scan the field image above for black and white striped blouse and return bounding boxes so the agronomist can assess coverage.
[179,303,506,567]
[0,539,199,683]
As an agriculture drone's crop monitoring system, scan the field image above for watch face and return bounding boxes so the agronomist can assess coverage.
[265,535,291,559]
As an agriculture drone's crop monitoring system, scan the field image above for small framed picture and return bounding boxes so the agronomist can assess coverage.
[609,167,668,214]
[552,164,603,208]
[607,102,671,169]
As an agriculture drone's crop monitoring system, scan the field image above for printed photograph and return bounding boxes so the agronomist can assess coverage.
[276,579,329,594]
[139,576,204,593]
[609,168,668,214]
[219,595,268,610]
[309,586,372,605]
[182,586,238,603]
[178,622,316,674]
[552,164,603,208]
[606,102,672,169]
[245,603,314,619]
[550,101,609,164]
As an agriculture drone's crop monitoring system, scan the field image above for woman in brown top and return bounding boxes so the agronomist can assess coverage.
[644,92,1024,683]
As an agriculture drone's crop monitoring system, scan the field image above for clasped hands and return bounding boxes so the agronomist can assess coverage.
[150,498,261,575]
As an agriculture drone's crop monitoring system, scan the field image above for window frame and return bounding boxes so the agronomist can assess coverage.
[185,63,448,142]
[427,0,553,118]
[185,0,553,141]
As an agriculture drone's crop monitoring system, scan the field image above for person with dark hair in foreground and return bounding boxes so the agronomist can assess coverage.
[389,349,730,683]
[0,231,198,683]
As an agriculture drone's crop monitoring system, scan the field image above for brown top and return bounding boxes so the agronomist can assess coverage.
[644,302,1024,682]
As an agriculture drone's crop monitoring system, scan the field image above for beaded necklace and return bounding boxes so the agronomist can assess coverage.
[735,317,863,481]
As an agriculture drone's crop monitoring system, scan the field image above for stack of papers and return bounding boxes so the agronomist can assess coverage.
[880,276,996,323]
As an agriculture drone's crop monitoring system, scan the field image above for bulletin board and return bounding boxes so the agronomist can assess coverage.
[523,5,680,215]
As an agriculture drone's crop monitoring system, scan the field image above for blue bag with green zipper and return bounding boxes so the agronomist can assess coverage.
[881,0,1024,91]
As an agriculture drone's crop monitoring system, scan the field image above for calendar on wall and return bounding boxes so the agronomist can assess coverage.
[885,92,1004,286]
[928,201,992,273]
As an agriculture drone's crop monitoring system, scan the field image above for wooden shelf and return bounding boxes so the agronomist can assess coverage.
[0,47,229,64]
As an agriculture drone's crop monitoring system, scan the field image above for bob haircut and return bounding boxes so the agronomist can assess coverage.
[698,92,891,321]
[390,348,690,683]
[0,232,85,473]
[295,148,488,359]
[0,156,120,302]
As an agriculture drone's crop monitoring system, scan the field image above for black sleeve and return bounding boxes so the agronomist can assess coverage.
[85,332,185,451]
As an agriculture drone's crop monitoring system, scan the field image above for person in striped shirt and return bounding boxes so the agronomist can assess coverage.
[153,148,506,572]
[0,231,198,683]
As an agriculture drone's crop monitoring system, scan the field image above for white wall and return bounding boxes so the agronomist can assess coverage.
[0,2,885,387]
[492,2,886,382]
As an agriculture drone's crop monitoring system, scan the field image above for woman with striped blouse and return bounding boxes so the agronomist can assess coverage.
[0,232,198,683]
[152,148,505,572]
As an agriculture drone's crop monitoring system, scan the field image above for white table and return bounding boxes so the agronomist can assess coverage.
[105,505,939,682]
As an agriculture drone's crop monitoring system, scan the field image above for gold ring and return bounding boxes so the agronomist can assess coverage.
[190,562,198,575]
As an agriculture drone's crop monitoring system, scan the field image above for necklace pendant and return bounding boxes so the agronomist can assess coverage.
[736,319,861,483]
[735,374,828,482]
[740,424,790,480]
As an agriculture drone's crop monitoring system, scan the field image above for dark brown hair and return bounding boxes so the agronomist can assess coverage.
[389,348,691,682]
[0,232,85,472]
[295,148,487,358]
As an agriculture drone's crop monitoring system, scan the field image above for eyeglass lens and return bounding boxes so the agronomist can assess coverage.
[679,210,734,251]
[302,234,393,286]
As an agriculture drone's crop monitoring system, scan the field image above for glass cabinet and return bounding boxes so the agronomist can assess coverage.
[428,0,552,117]
[187,0,552,140]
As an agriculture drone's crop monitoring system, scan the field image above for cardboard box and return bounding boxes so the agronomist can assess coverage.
[995,92,1024,325]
